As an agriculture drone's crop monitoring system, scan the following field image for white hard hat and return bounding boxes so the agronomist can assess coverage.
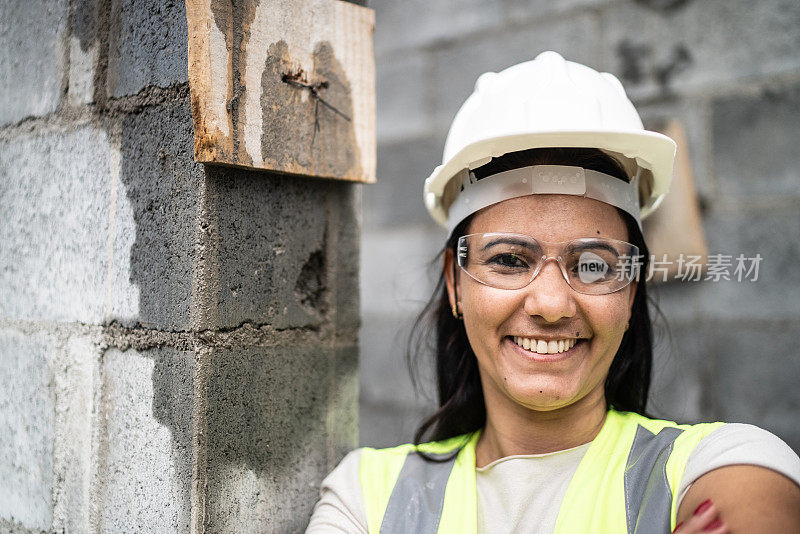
[423,51,677,230]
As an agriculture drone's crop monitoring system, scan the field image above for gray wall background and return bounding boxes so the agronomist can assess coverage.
[359,0,800,452]
[0,0,363,532]
[1,0,799,531]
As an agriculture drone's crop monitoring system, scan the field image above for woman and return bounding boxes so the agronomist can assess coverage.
[307,52,800,533]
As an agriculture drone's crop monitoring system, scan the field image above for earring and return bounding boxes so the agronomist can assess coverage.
[625,320,630,331]
[452,303,463,320]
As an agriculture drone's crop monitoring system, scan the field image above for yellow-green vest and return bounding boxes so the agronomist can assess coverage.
[360,408,724,533]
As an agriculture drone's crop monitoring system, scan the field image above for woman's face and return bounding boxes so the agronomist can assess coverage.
[446,194,637,413]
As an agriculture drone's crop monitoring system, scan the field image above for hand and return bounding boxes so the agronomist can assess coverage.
[672,498,728,533]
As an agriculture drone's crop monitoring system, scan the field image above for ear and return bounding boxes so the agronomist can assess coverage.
[444,248,459,313]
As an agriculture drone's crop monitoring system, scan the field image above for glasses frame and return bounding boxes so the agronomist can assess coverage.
[455,232,641,295]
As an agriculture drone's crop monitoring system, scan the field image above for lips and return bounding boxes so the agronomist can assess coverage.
[507,335,586,361]
[512,336,577,355]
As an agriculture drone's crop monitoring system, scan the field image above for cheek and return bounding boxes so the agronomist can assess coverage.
[460,285,519,351]
[461,284,518,325]
[582,294,631,341]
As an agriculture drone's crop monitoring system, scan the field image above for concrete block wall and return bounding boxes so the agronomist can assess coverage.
[361,0,800,450]
[1,1,362,532]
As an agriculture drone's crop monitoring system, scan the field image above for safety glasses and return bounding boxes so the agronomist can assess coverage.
[456,233,641,295]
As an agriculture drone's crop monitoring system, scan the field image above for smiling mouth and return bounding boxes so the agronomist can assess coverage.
[510,336,584,355]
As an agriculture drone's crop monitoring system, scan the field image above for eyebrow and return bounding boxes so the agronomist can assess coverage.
[566,240,621,256]
[482,236,541,252]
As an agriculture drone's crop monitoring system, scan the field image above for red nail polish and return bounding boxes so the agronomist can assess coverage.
[702,518,723,532]
[672,521,684,533]
[693,498,712,515]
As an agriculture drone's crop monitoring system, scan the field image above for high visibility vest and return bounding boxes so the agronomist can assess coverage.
[359,408,724,534]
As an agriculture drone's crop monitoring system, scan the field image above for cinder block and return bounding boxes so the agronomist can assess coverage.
[51,333,101,533]
[707,321,800,454]
[360,224,445,317]
[203,342,357,532]
[0,327,55,531]
[68,0,98,106]
[329,344,360,456]
[366,135,445,228]
[0,125,112,324]
[0,0,68,125]
[648,206,800,322]
[359,399,431,448]
[637,98,714,202]
[330,185,362,338]
[647,320,709,423]
[501,0,615,23]
[106,0,188,97]
[600,0,800,100]
[0,517,50,534]
[377,52,432,144]
[700,207,800,319]
[371,0,613,57]
[371,0,505,56]
[430,12,601,136]
[359,225,443,445]
[359,309,433,407]
[113,97,204,331]
[202,166,359,331]
[98,347,193,533]
[713,84,800,200]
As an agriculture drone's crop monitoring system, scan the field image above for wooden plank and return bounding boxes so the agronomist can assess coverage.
[186,0,376,183]
[642,119,708,282]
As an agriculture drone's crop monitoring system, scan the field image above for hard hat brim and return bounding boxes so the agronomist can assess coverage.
[424,130,677,228]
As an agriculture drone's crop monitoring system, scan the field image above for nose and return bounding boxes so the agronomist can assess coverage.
[521,257,576,322]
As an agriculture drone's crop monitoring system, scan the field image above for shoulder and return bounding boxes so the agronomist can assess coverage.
[611,413,800,501]
[605,409,724,455]
[678,423,800,502]
[306,448,367,533]
[359,432,476,473]
[358,433,475,491]
[675,424,800,531]
[307,435,474,533]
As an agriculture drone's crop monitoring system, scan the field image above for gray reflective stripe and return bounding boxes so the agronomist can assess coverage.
[379,451,458,534]
[625,425,684,534]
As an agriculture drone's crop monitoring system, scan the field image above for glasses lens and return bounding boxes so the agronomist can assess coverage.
[457,234,640,294]
[457,233,541,290]
[563,238,640,294]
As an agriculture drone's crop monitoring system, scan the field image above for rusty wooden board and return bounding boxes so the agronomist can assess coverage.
[186,0,376,182]
[643,118,709,282]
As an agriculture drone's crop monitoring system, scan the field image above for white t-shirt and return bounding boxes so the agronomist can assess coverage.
[306,424,800,533]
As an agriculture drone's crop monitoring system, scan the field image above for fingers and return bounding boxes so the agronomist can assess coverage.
[673,499,729,534]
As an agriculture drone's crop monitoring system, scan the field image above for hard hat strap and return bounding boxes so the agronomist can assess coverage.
[446,165,642,233]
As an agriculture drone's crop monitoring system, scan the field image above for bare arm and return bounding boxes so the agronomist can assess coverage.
[675,465,800,533]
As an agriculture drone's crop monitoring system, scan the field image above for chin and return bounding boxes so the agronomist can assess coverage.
[506,381,579,411]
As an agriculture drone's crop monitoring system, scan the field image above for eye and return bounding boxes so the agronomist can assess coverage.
[488,253,528,268]
[571,252,614,283]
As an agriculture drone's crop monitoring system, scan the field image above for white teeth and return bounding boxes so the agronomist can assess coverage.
[512,336,581,354]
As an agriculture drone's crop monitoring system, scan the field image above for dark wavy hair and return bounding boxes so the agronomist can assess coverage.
[407,147,656,449]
